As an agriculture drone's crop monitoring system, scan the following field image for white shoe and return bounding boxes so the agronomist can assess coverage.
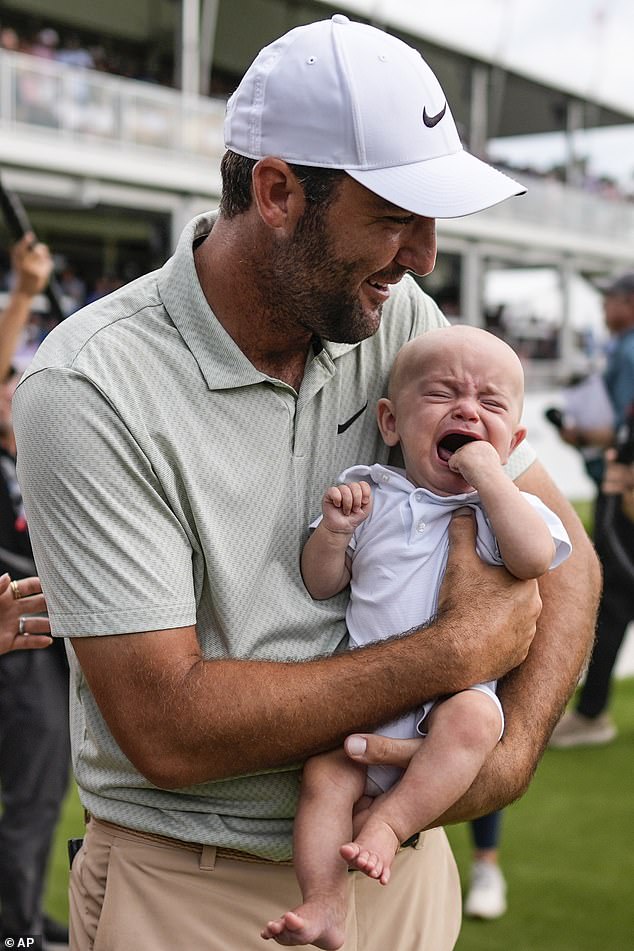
[464,860,507,920]
[548,710,617,749]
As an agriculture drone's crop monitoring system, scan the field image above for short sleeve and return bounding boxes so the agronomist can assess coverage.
[14,368,197,636]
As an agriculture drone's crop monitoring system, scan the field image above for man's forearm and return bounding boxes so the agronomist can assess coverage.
[74,619,491,789]
[73,524,540,790]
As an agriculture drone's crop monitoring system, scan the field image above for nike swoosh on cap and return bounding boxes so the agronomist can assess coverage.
[337,403,368,435]
[422,102,447,128]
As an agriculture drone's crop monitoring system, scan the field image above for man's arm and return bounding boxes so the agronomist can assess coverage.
[345,460,601,821]
[71,513,540,789]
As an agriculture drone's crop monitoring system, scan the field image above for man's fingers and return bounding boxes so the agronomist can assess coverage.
[344,733,424,769]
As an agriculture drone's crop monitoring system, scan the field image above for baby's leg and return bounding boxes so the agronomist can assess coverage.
[341,690,502,885]
[261,748,366,949]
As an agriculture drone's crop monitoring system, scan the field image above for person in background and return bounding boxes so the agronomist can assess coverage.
[0,572,52,654]
[550,273,634,748]
[0,243,71,947]
[14,17,599,951]
[602,448,634,521]
[463,812,507,920]
[0,233,53,381]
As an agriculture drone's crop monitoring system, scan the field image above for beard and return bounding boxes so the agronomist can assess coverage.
[259,204,383,345]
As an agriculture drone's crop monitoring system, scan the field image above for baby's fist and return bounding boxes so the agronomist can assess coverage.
[322,481,372,532]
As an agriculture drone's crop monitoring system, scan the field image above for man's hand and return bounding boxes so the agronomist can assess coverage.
[10,232,53,299]
[322,481,372,535]
[437,510,541,686]
[0,573,53,654]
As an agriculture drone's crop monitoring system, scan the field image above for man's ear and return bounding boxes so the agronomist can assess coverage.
[377,398,400,447]
[251,158,306,232]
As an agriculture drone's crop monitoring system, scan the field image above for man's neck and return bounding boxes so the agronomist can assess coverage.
[194,217,312,390]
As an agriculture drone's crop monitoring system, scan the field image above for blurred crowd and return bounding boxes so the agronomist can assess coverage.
[0,21,167,85]
[0,259,123,373]
[1,18,633,204]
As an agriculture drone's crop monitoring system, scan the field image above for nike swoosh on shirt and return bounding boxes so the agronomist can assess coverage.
[422,102,447,128]
[337,403,368,434]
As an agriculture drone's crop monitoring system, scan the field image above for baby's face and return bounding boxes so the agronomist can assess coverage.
[379,329,525,495]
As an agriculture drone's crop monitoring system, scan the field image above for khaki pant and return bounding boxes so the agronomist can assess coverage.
[70,818,461,951]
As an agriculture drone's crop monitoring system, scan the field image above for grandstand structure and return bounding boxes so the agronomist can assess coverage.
[1,0,634,377]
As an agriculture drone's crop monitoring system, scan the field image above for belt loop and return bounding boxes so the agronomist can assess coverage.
[200,845,217,871]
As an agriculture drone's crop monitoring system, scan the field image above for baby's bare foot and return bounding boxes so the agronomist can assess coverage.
[340,816,400,885]
[261,894,346,949]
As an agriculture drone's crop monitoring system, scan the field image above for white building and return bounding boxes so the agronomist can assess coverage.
[1,0,633,382]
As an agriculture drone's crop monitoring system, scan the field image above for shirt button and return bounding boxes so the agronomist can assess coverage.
[415,491,424,502]
[380,473,390,483]
[416,520,426,533]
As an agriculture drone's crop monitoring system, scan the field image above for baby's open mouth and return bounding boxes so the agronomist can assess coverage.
[437,433,479,462]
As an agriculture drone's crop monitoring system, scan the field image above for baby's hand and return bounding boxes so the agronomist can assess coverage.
[447,440,502,488]
[322,481,372,534]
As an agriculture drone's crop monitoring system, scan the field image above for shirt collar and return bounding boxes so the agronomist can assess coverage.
[157,212,360,392]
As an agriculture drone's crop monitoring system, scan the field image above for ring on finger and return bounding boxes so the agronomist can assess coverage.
[18,617,27,636]
[10,580,22,600]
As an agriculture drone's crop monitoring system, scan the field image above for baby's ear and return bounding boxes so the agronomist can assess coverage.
[509,425,527,454]
[377,398,400,447]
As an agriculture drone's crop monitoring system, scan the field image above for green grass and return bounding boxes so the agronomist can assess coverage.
[45,679,634,950]
[571,497,594,534]
[448,677,634,951]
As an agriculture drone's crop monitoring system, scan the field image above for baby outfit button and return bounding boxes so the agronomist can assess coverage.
[416,520,426,533]
[380,473,390,483]
[415,491,424,502]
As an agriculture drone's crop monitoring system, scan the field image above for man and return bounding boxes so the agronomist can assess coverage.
[551,272,634,748]
[14,16,599,951]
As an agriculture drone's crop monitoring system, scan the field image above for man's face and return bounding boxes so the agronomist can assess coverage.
[604,292,634,335]
[264,177,437,344]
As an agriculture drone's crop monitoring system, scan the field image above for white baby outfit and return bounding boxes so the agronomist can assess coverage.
[325,463,572,793]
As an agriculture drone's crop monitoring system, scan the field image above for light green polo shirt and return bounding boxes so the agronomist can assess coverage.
[14,212,535,859]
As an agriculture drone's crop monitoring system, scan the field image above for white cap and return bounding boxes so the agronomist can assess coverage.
[224,14,525,219]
